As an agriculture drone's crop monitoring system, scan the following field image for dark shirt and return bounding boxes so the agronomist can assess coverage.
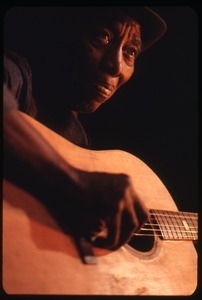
[4,48,36,116]
[3,49,89,148]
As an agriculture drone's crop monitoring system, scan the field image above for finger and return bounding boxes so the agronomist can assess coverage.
[93,189,138,249]
[96,189,149,250]
[125,184,149,230]
[110,189,142,249]
[133,196,150,232]
[92,200,124,249]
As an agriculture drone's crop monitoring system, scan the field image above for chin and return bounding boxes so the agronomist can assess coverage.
[73,101,101,114]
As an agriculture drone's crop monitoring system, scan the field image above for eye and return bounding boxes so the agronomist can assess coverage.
[97,30,110,45]
[126,47,136,57]
[124,46,139,65]
[126,46,138,58]
[89,28,111,47]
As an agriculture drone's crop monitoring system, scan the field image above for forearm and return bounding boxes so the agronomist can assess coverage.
[3,109,81,199]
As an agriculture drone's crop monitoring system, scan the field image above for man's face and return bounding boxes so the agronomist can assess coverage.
[69,15,142,113]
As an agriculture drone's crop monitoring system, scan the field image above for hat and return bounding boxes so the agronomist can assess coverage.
[116,6,167,51]
[75,6,167,52]
[5,6,166,53]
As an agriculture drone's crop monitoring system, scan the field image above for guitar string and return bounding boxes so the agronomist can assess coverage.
[134,228,198,237]
[149,209,197,214]
[133,232,197,239]
[134,222,197,239]
[142,221,198,235]
[143,221,197,230]
[133,232,197,238]
[135,219,197,238]
[131,210,198,239]
[149,211,198,219]
[148,214,198,230]
[142,223,197,231]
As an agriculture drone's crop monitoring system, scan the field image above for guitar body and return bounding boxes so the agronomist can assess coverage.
[3,113,197,295]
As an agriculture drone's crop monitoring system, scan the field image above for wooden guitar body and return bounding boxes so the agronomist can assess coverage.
[2,113,198,295]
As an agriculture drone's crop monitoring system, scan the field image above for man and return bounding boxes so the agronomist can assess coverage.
[3,7,167,250]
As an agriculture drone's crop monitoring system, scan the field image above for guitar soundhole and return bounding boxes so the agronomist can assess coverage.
[127,229,155,252]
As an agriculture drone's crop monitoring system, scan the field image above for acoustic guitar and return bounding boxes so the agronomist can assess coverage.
[3,112,198,295]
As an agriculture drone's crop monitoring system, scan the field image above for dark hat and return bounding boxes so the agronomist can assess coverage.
[74,6,167,52]
[115,6,167,51]
[5,6,166,53]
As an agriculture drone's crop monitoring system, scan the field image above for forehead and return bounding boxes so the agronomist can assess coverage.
[83,9,140,29]
[103,18,141,37]
[83,10,141,41]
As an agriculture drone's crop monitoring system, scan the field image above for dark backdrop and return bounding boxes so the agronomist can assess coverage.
[80,6,198,213]
[3,6,198,213]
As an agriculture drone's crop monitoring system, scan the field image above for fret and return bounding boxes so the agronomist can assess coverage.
[181,211,190,239]
[180,211,197,240]
[163,210,174,239]
[183,211,198,239]
[146,209,198,241]
[171,211,181,239]
[175,211,184,239]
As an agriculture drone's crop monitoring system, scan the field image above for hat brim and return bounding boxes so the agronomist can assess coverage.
[117,6,167,51]
[5,6,166,53]
[60,6,167,52]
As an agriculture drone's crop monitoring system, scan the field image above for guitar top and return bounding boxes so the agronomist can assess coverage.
[3,113,198,295]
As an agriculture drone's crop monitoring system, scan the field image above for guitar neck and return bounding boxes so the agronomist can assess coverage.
[136,209,198,241]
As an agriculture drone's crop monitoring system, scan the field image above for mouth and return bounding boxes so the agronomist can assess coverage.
[91,80,115,98]
[71,79,116,113]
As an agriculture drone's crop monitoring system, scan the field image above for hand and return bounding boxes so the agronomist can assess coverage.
[62,170,149,250]
[3,110,148,250]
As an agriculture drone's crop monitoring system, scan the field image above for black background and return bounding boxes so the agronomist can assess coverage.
[3,5,198,213]
[1,5,200,299]
[80,6,198,213]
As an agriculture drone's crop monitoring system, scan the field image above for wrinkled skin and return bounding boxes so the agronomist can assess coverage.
[68,15,142,113]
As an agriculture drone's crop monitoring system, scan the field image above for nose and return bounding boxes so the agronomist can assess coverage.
[100,46,123,77]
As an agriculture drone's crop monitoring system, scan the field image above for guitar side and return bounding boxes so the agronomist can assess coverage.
[2,113,198,295]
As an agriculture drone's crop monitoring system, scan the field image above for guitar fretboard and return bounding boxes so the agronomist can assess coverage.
[136,209,198,241]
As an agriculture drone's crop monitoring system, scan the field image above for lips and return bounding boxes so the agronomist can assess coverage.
[92,80,115,98]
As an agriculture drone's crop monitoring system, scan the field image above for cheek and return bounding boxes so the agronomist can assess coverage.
[80,43,102,72]
[120,65,135,87]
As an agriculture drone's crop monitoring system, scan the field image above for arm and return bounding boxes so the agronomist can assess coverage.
[4,107,80,190]
[3,52,150,250]
[3,88,149,251]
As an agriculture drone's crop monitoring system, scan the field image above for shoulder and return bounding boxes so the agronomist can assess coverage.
[4,48,37,117]
[4,48,32,94]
